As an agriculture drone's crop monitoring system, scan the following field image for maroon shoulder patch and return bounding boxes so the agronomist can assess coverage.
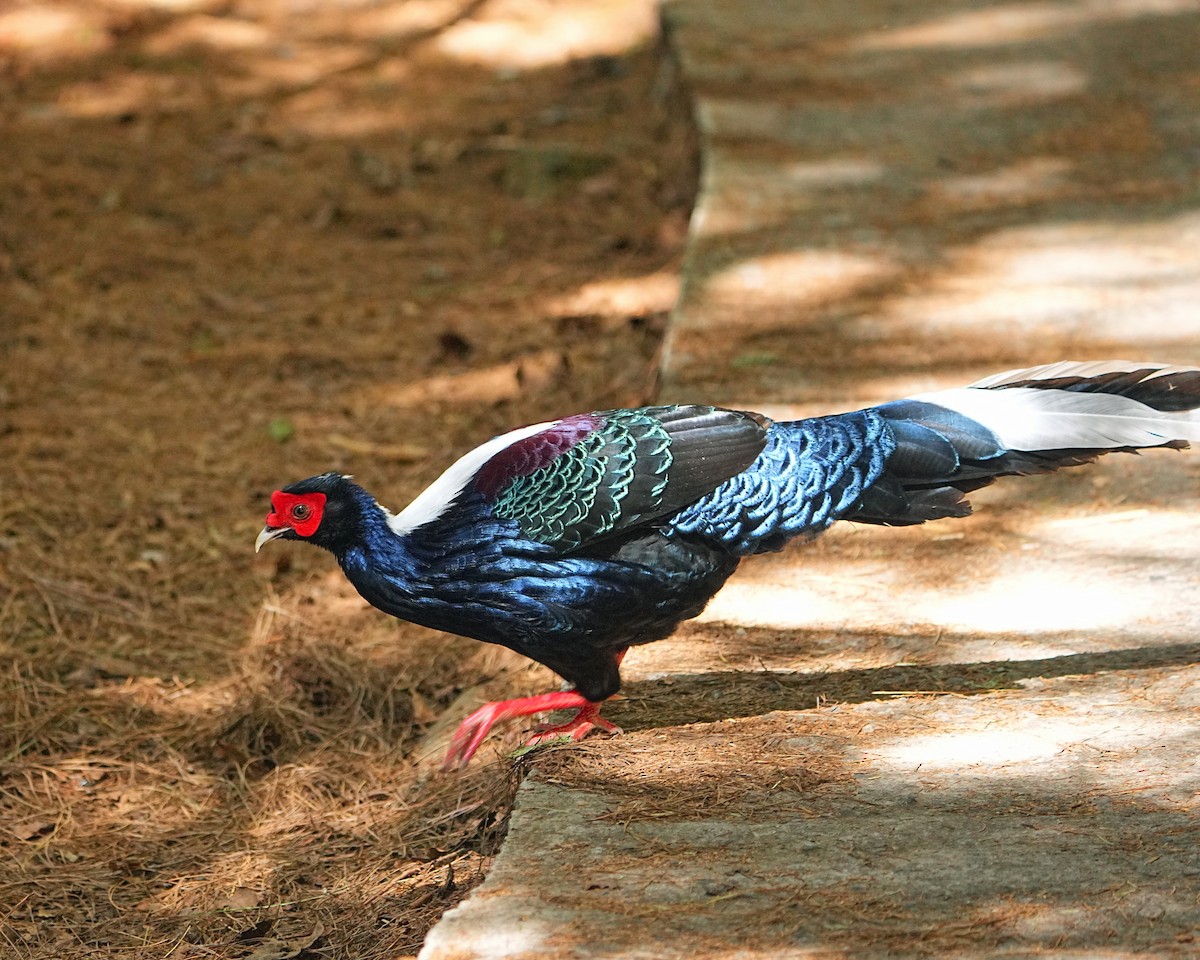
[475,415,602,499]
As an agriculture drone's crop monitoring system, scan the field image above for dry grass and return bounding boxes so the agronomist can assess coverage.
[0,580,531,958]
[0,1,696,955]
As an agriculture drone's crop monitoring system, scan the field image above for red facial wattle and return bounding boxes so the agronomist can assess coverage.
[266,491,326,537]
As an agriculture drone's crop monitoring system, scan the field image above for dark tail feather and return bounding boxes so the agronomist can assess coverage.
[851,361,1199,526]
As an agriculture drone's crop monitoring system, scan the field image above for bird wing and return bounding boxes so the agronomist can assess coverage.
[471,405,768,552]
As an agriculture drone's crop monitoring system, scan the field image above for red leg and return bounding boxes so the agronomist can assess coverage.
[442,690,621,770]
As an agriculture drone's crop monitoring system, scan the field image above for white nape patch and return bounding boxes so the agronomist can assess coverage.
[387,419,559,536]
[911,386,1200,450]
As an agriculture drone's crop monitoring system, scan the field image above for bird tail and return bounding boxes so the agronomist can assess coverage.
[853,360,1200,525]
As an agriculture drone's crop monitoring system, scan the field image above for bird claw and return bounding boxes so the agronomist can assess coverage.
[442,701,509,772]
[440,691,617,771]
[525,710,622,748]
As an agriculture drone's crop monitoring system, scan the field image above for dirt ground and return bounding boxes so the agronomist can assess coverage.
[6,2,1200,959]
[0,1,696,956]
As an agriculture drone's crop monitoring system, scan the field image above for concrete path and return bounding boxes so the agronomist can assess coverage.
[421,1,1200,956]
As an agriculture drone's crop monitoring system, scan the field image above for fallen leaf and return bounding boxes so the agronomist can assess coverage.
[219,887,261,911]
[9,818,56,841]
[245,923,327,960]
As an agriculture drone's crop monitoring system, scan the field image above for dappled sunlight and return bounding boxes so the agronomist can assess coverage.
[888,729,1084,772]
[699,249,899,317]
[692,150,888,235]
[693,486,1200,666]
[8,0,661,119]
[922,566,1173,635]
[759,157,886,191]
[345,0,476,41]
[340,267,679,423]
[947,59,1089,108]
[485,658,1200,954]
[0,748,226,850]
[662,0,1200,411]
[876,211,1200,346]
[697,571,878,633]
[52,71,193,117]
[6,0,1200,953]
[864,673,1200,809]
[881,720,1135,772]
[696,560,1175,654]
[424,916,557,959]
[143,13,273,54]
[107,0,223,10]
[696,148,892,220]
[680,210,1200,377]
[50,43,378,117]
[928,156,1073,211]
[691,99,799,144]
[364,349,567,410]
[2,2,684,948]
[433,0,657,69]
[852,0,1200,51]
[1034,508,1200,560]
[0,4,113,63]
[0,579,520,951]
[138,849,282,914]
[545,269,680,317]
[231,42,376,93]
[22,3,380,118]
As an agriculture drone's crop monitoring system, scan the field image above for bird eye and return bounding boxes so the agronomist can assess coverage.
[292,503,311,521]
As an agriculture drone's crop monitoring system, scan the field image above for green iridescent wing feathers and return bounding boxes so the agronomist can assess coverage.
[492,406,768,551]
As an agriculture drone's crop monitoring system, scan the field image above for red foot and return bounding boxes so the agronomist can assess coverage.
[442,691,621,770]
[526,699,621,748]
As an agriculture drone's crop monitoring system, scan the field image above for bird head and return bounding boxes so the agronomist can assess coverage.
[255,473,368,556]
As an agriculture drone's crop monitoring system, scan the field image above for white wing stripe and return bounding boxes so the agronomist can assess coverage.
[387,420,559,536]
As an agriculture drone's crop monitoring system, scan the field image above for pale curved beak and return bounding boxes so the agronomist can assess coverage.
[255,526,287,553]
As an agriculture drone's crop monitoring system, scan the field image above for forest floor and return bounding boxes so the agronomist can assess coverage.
[4,1,1200,959]
[0,1,695,957]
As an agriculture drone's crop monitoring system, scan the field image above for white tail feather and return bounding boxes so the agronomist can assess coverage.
[913,360,1200,451]
[910,387,1200,450]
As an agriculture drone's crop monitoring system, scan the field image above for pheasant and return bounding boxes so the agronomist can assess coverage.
[255,361,1200,768]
